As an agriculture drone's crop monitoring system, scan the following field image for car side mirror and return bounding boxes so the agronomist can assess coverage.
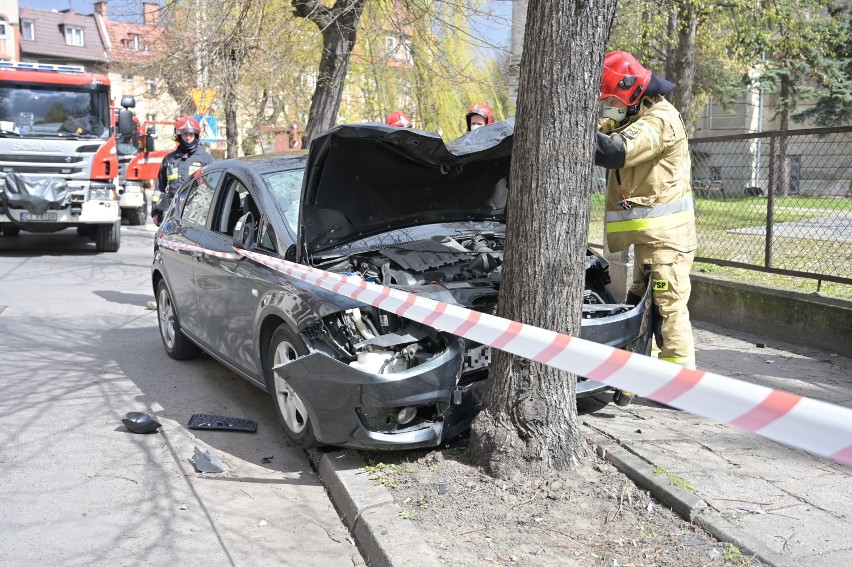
[232,212,256,250]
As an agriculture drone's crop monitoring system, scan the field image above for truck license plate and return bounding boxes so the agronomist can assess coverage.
[20,212,58,221]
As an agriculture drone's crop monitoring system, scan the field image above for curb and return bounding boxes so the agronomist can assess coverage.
[584,427,804,567]
[311,449,443,567]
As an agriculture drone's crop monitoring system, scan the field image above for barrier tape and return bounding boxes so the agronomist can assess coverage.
[157,235,852,466]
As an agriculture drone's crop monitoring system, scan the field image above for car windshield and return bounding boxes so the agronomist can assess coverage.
[0,85,110,139]
[262,168,305,234]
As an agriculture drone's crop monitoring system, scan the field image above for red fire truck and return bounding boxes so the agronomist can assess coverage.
[0,61,134,251]
[119,120,177,225]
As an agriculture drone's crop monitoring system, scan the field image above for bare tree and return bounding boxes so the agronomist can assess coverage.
[292,0,367,146]
[468,0,617,477]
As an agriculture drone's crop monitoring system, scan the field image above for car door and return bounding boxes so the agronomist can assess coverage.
[194,172,276,380]
[158,171,221,341]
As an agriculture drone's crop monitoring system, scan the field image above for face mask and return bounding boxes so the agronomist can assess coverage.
[470,123,483,131]
[602,104,627,124]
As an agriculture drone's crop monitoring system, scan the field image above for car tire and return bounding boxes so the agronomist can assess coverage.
[266,325,318,448]
[2,226,20,236]
[95,220,121,252]
[156,279,200,360]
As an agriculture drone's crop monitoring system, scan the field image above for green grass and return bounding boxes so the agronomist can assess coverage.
[588,195,851,299]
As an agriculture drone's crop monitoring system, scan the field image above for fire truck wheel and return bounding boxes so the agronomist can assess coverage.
[128,202,147,226]
[2,226,20,237]
[96,220,121,252]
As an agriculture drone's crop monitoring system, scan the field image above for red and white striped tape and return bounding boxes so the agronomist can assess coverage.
[157,235,852,465]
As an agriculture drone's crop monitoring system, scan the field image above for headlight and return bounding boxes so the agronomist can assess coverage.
[124,182,144,193]
[88,187,117,201]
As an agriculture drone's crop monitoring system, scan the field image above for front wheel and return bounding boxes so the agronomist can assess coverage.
[156,279,200,360]
[266,326,317,448]
[95,220,121,252]
[128,198,147,226]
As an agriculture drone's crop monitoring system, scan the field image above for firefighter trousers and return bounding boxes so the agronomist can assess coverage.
[629,245,696,368]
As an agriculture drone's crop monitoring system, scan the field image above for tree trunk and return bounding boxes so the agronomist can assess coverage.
[468,0,617,478]
[670,0,698,129]
[777,74,791,197]
[223,44,242,158]
[293,0,367,147]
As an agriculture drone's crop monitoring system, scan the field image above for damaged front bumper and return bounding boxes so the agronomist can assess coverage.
[275,337,472,450]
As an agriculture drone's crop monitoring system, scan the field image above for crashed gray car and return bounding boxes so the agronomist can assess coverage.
[151,120,653,450]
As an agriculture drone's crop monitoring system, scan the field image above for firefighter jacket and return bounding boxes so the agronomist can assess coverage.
[601,96,697,254]
[157,144,215,195]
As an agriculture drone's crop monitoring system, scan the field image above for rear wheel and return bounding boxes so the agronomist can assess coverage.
[95,220,121,252]
[1,226,20,236]
[266,325,317,448]
[156,279,200,360]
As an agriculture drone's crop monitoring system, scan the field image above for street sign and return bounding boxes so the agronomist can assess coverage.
[194,115,218,144]
[189,88,217,115]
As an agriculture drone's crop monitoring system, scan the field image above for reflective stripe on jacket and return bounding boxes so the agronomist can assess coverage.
[603,97,697,253]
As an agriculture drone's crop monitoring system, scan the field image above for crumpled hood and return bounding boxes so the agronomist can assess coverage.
[299,119,515,254]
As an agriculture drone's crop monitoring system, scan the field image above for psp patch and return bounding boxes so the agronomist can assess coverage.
[652,279,669,291]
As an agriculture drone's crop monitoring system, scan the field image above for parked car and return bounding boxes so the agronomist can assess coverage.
[151,121,653,450]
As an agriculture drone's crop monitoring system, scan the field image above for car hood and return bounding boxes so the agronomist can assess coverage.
[299,119,515,255]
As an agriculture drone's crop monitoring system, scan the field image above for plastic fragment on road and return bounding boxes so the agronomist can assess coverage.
[188,413,257,432]
[190,446,225,473]
[121,411,162,434]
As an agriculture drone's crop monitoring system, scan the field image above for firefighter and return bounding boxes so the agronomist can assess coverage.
[594,51,697,368]
[385,111,413,128]
[152,116,215,226]
[465,102,493,131]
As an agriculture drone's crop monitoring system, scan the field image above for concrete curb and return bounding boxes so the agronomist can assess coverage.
[312,449,443,567]
[584,427,804,567]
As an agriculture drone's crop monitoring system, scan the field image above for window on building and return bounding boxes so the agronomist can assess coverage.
[65,26,84,46]
[121,73,133,82]
[385,35,398,56]
[22,20,35,41]
[123,34,143,51]
[0,20,8,39]
[146,79,157,97]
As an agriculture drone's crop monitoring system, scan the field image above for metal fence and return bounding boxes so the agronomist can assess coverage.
[589,126,852,287]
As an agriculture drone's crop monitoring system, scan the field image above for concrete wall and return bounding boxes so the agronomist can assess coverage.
[689,273,852,358]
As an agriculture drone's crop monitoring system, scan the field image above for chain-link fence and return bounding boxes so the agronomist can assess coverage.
[589,126,852,286]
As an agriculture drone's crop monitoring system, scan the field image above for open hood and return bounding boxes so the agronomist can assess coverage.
[299,119,515,254]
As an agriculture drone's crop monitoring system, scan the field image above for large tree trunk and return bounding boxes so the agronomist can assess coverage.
[468,0,617,478]
[293,0,366,147]
[669,0,698,129]
[777,74,791,197]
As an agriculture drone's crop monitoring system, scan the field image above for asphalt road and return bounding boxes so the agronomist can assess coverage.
[0,225,365,566]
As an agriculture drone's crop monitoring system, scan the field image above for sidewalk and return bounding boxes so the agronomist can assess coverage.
[316,320,852,567]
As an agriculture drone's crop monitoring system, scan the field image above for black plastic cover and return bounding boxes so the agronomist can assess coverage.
[3,173,69,215]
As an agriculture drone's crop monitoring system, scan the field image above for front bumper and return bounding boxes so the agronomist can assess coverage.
[277,337,468,450]
[119,183,145,209]
[2,200,119,227]
[276,280,653,450]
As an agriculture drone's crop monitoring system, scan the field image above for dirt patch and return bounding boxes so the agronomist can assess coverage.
[360,443,762,566]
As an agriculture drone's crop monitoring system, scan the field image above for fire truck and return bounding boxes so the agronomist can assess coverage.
[0,62,134,251]
[119,119,177,225]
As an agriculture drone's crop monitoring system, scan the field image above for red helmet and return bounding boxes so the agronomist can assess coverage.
[175,115,201,135]
[385,111,413,128]
[465,103,494,131]
[600,51,652,106]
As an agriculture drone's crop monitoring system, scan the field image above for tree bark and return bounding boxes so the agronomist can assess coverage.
[468,0,617,478]
[669,0,698,129]
[293,0,367,147]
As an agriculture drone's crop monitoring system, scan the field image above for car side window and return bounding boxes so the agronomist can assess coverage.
[180,171,222,227]
[214,175,250,235]
[258,219,277,253]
